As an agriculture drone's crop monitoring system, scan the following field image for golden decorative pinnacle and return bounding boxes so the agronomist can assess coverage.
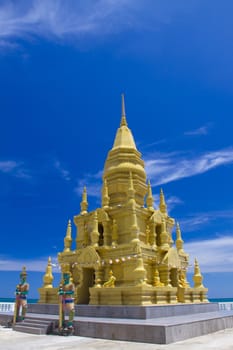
[146,180,154,210]
[159,188,167,214]
[120,94,127,127]
[193,258,204,288]
[64,219,72,252]
[80,186,88,214]
[43,256,54,288]
[102,178,110,208]
[176,222,184,251]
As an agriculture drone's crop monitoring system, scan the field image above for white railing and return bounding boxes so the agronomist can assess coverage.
[0,301,232,313]
[218,302,233,311]
[0,302,15,313]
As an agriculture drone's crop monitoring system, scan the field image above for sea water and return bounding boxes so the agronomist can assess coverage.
[0,298,38,303]
[1,297,233,303]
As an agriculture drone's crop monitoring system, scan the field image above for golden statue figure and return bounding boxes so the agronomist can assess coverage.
[13,267,29,323]
[178,270,189,288]
[58,271,75,331]
[103,270,116,288]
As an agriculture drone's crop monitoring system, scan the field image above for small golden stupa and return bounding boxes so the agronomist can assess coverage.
[39,95,208,305]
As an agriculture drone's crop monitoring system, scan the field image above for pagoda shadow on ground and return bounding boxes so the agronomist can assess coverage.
[23,303,233,344]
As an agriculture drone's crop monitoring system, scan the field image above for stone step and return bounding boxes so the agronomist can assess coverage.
[24,318,52,325]
[13,318,53,335]
[13,324,47,335]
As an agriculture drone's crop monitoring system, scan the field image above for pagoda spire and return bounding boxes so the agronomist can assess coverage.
[64,219,72,252]
[111,95,136,149]
[80,186,88,215]
[159,188,167,214]
[103,95,147,207]
[146,180,154,210]
[120,93,127,127]
[176,222,184,252]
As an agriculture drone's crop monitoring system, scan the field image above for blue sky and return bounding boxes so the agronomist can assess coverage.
[1,0,233,299]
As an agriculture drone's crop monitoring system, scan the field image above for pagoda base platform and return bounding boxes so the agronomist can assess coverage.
[2,303,233,344]
[27,301,218,318]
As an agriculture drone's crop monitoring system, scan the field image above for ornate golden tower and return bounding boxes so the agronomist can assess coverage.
[54,95,208,305]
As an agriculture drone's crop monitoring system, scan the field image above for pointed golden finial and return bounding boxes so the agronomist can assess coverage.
[159,188,167,214]
[80,186,88,214]
[176,222,184,251]
[120,93,128,127]
[112,94,136,149]
[43,256,54,288]
[102,178,110,208]
[64,219,72,252]
[193,258,204,288]
[146,180,154,210]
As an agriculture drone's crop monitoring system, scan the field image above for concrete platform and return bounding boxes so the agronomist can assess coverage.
[1,325,233,350]
[1,303,233,344]
[28,302,219,319]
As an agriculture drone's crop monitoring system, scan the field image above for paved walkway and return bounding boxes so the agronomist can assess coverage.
[1,326,233,350]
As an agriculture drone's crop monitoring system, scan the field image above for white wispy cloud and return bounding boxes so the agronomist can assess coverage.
[185,236,233,273]
[75,170,103,197]
[0,0,200,49]
[152,193,183,212]
[2,236,233,274]
[184,124,210,136]
[54,160,70,181]
[75,171,183,212]
[0,0,136,44]
[179,209,233,232]
[0,255,60,273]
[145,147,233,186]
[73,147,233,208]
[0,160,31,179]
[0,160,18,173]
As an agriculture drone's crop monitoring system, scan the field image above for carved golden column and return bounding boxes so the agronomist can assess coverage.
[112,219,118,247]
[91,211,99,247]
[160,218,170,252]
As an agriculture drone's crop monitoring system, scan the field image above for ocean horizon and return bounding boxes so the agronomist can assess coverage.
[1,297,233,303]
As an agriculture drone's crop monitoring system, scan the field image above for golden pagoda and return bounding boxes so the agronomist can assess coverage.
[41,95,208,305]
